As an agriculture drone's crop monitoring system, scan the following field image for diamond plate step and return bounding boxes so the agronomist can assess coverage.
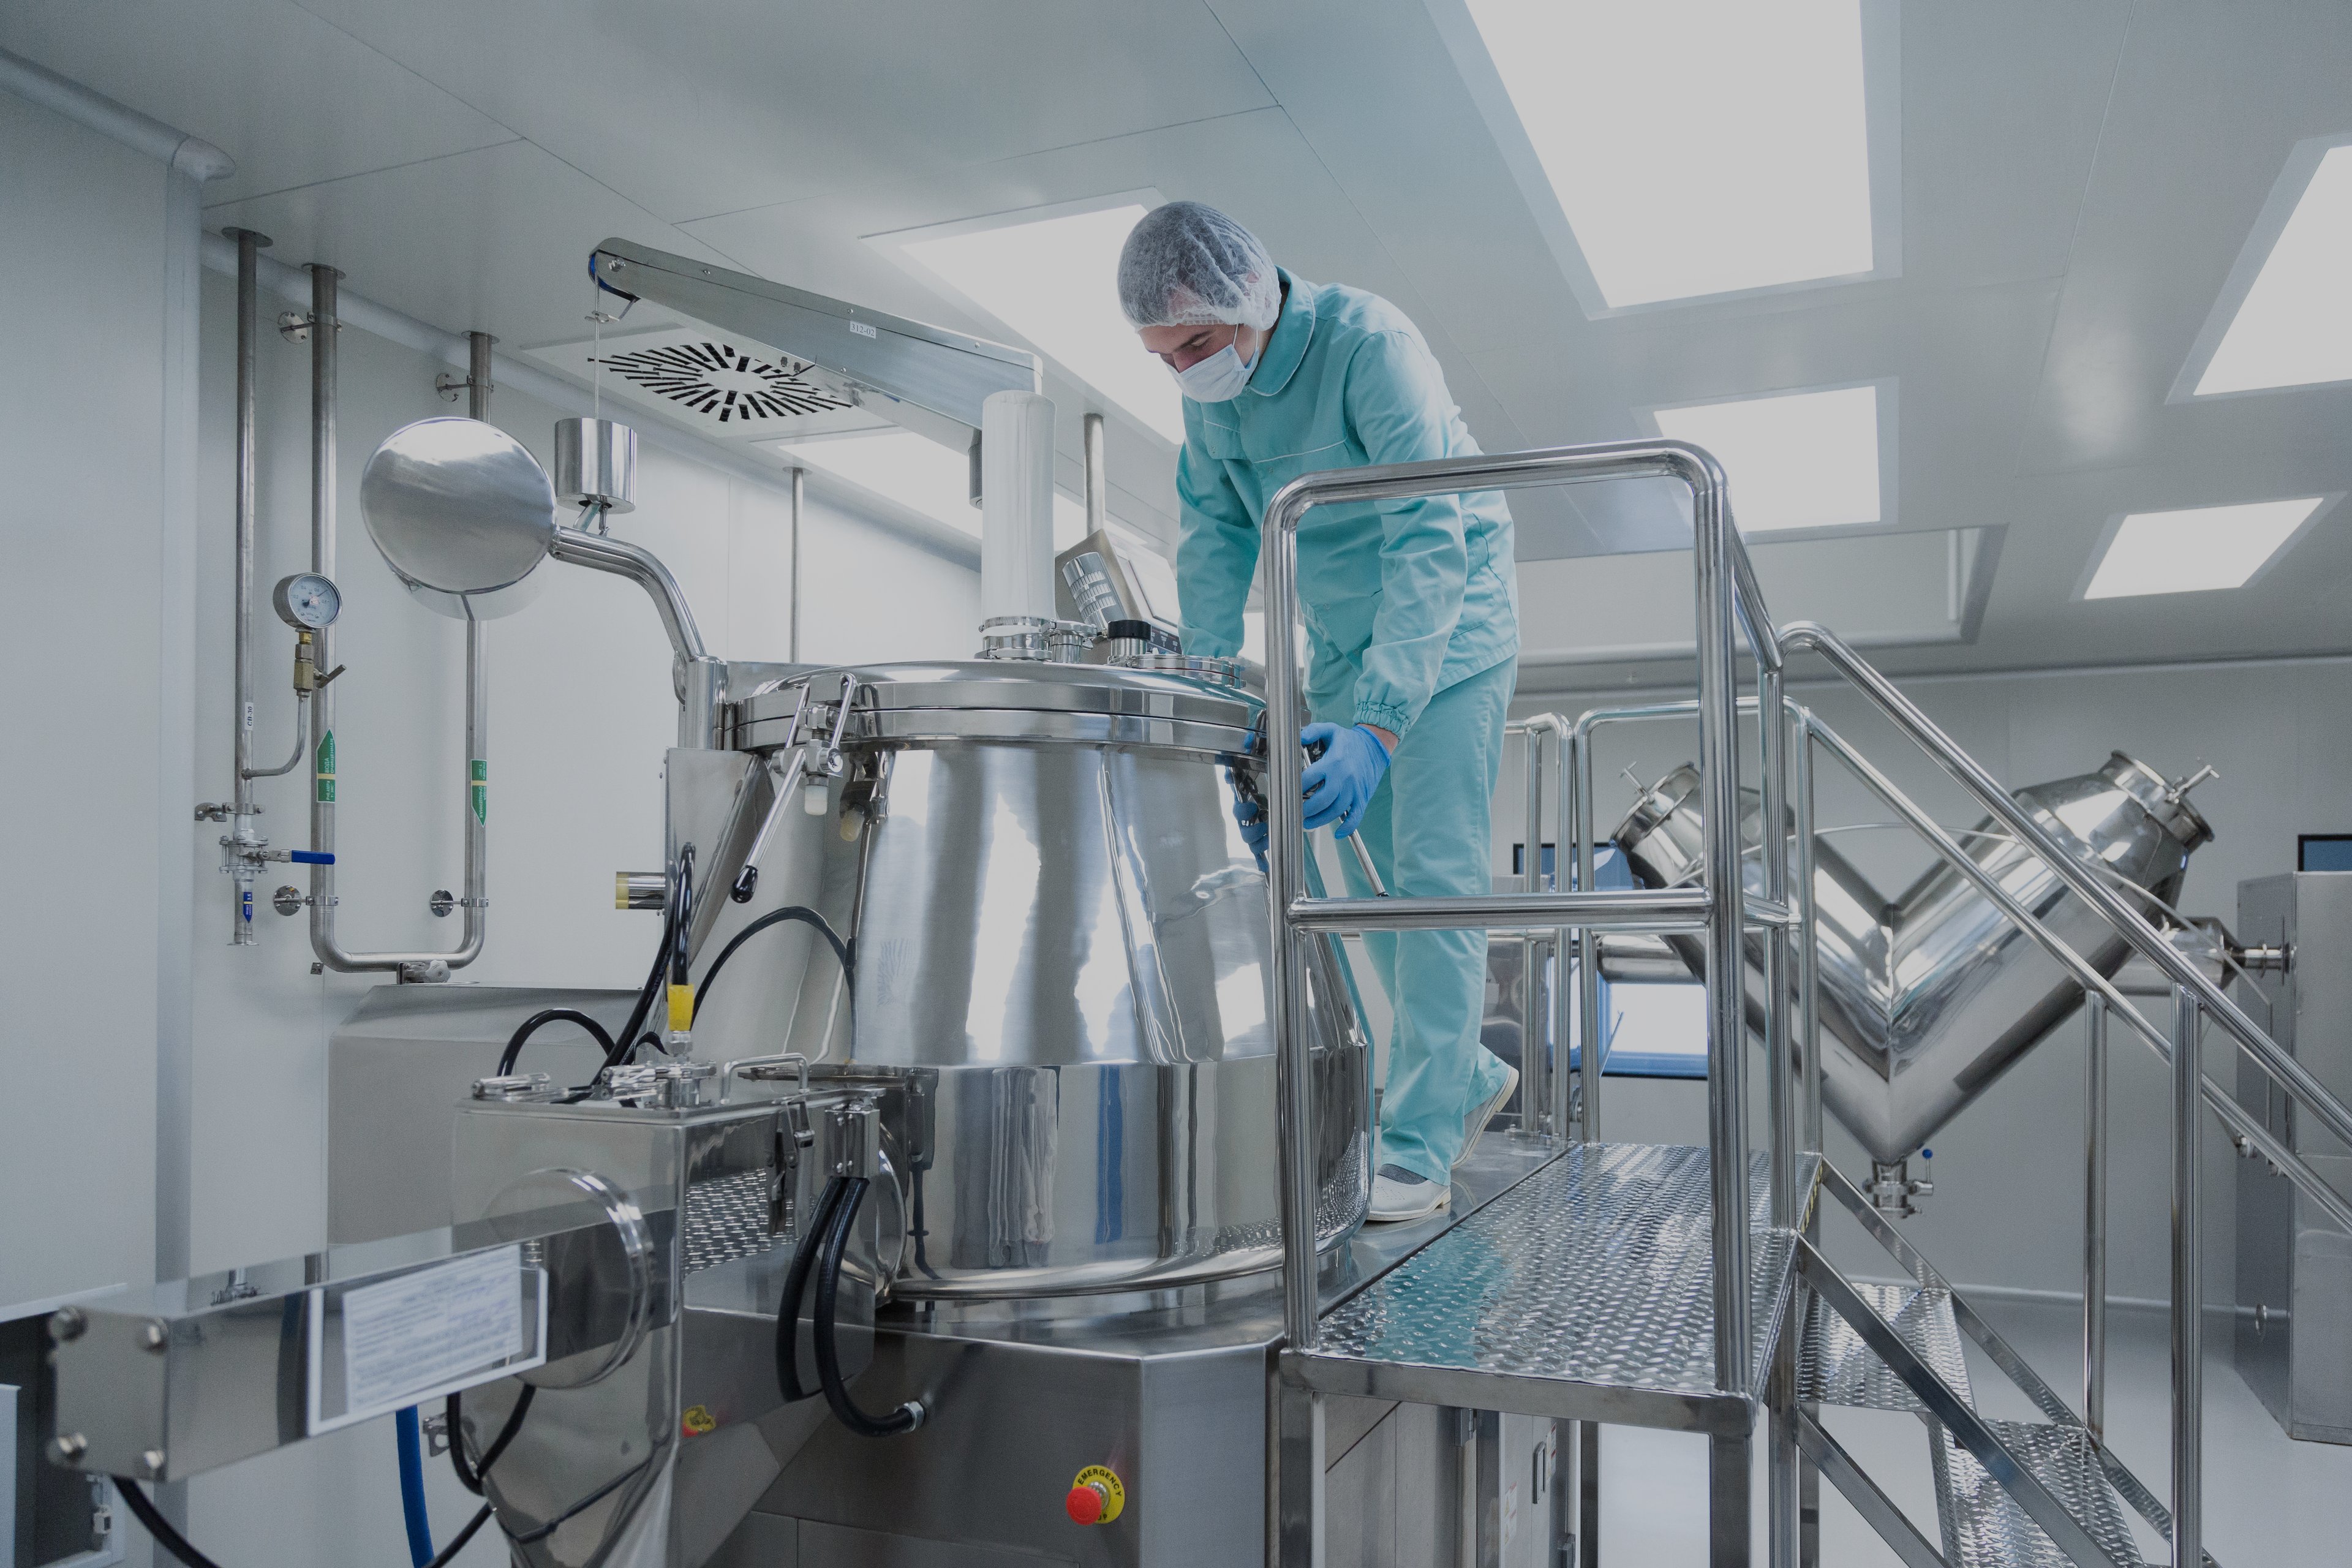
[1299,1144,1796,1428]
[1799,1281,1973,1413]
[1931,1419,2148,1568]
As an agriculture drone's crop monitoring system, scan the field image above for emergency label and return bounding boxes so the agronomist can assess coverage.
[342,1245,523,1413]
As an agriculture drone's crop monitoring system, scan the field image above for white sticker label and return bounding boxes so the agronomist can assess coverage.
[342,1246,524,1414]
[242,700,255,732]
[848,320,878,339]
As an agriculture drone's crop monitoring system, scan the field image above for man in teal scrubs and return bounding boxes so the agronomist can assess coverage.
[1118,202,1521,1223]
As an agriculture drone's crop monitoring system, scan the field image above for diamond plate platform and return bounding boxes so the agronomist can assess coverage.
[1931,1419,2149,1568]
[1287,1143,1796,1434]
[1800,1281,1972,1413]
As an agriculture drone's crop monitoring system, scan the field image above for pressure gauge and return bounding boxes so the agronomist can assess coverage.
[272,573,341,630]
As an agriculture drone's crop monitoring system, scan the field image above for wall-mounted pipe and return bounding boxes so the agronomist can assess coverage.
[790,466,804,664]
[225,228,267,944]
[305,298,492,979]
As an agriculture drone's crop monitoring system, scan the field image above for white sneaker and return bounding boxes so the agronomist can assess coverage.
[1455,1065,1520,1169]
[1368,1164,1452,1223]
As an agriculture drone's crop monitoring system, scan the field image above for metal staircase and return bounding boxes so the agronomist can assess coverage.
[1252,438,2352,1568]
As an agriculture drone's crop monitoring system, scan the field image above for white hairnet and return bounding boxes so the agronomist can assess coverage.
[1118,202,1281,332]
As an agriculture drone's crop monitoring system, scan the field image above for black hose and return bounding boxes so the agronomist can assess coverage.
[495,1011,616,1078]
[813,1176,924,1438]
[692,905,854,1024]
[115,1482,228,1568]
[774,1174,849,1404]
[424,1504,492,1568]
[447,1382,536,1496]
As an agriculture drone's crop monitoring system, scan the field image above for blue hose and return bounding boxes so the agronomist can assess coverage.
[394,1406,435,1566]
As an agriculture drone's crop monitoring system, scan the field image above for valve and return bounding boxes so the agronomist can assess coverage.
[1065,1464,1125,1526]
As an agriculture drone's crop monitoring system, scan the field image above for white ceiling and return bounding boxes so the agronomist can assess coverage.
[9,0,2351,686]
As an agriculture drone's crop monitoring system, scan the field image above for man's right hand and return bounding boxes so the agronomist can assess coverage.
[1227,767,1270,873]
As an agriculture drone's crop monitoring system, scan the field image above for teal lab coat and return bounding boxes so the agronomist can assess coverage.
[1174,270,1520,1185]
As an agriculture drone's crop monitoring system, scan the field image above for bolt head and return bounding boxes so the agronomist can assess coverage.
[141,1449,167,1478]
[51,1433,89,1462]
[50,1306,86,1342]
[141,1320,170,1351]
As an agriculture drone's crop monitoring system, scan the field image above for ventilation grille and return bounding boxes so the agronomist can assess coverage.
[595,341,855,426]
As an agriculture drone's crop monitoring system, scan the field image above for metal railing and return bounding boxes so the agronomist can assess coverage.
[1262,439,1784,1398]
[1566,635,2352,1568]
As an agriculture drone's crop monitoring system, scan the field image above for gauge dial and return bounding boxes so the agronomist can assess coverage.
[272,573,341,630]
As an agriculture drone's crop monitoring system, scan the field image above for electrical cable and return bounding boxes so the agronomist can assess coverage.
[446,1383,535,1497]
[499,1446,665,1547]
[114,1482,227,1568]
[812,1176,924,1438]
[494,1009,617,1078]
[774,1174,849,1404]
[423,1504,493,1568]
[692,905,854,1025]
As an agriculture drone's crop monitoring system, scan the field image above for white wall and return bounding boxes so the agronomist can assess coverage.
[0,89,168,1313]
[1506,658,2352,1306]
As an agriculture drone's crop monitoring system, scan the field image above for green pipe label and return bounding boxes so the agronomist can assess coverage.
[315,731,337,804]
[470,759,488,824]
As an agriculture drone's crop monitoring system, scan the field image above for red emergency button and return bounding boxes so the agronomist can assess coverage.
[1066,1464,1125,1525]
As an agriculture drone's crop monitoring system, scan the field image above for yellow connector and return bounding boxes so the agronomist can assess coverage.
[667,983,695,1033]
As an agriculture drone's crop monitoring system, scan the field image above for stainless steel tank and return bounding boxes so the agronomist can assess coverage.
[1611,752,2214,1164]
[676,660,1371,1298]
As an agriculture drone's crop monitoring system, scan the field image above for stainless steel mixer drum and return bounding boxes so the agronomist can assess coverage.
[1612,752,2212,1164]
[683,662,1371,1298]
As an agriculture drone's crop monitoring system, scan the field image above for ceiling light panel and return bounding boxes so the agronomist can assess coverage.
[1459,0,1878,308]
[894,203,1185,444]
[769,431,1085,545]
[2193,145,2352,397]
[1651,385,1884,533]
[2081,497,2326,600]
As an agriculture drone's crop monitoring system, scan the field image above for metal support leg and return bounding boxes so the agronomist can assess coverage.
[2084,993,2108,1441]
[1276,1381,1326,1568]
[2169,987,2201,1568]
[1770,1295,1800,1568]
[1580,1420,1601,1568]
[1475,1411,1503,1568]
[1798,1439,1820,1568]
[1709,1430,1754,1568]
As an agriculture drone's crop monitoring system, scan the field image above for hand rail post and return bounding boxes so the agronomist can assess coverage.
[1523,722,1548,1134]
[1553,723,1577,1140]
[1694,453,1752,1396]
[2169,985,2201,1568]
[1575,719,1604,1144]
[1762,670,1793,1231]
[1794,709,1823,1154]
[2084,992,2109,1441]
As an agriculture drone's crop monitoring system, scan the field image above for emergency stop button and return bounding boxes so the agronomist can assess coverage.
[1066,1464,1126,1525]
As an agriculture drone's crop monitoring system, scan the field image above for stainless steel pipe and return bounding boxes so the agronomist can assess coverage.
[225,227,266,944]
[2169,986,2201,1568]
[2084,993,2108,1441]
[1084,410,1108,533]
[306,292,488,975]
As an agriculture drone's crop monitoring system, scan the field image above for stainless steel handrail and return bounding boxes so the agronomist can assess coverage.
[1779,620,2352,1165]
[1261,439,1768,1406]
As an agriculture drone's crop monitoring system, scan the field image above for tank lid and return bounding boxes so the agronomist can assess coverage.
[734,659,1261,738]
[2101,753,2215,848]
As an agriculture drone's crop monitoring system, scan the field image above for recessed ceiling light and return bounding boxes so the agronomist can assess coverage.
[772,431,1085,545]
[1460,0,1877,307]
[2195,145,2352,396]
[2082,497,2325,599]
[1651,386,1883,532]
[894,203,1184,443]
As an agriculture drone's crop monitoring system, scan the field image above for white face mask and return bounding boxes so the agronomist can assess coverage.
[1171,337,1257,402]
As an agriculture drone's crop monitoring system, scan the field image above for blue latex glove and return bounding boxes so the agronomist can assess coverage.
[1226,767,1270,872]
[1300,723,1393,838]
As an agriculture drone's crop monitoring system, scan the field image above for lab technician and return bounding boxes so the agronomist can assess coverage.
[1117,201,1522,1223]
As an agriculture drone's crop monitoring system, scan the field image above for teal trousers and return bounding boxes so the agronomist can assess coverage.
[1317,656,1516,1186]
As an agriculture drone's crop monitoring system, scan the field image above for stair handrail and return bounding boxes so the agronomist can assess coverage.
[1777,620,2352,1193]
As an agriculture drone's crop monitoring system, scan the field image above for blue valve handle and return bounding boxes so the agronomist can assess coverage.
[288,850,333,865]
